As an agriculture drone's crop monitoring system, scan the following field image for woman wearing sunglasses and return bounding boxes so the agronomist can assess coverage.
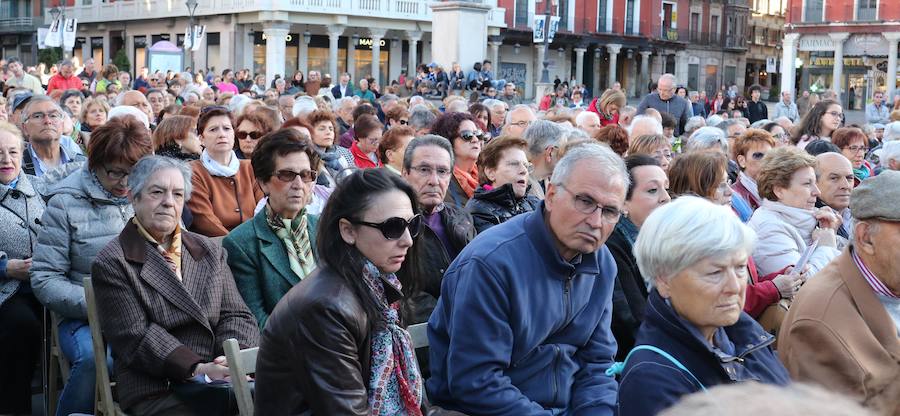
[731,129,778,211]
[224,129,321,329]
[187,107,264,237]
[234,111,277,159]
[255,168,425,415]
[430,112,484,208]
[466,136,540,233]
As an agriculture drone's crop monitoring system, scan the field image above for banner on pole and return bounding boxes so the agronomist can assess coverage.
[549,16,561,42]
[37,27,49,49]
[64,19,78,49]
[184,25,207,50]
[533,16,546,43]
[45,18,62,47]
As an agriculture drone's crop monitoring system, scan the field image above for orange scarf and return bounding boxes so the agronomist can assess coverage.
[453,164,479,198]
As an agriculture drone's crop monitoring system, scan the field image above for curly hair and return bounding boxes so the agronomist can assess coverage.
[429,111,477,142]
[594,124,629,155]
[756,146,817,201]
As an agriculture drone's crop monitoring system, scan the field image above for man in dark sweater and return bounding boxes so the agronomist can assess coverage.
[636,73,693,136]
[747,84,769,123]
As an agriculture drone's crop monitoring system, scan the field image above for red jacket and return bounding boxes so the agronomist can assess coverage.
[47,74,84,93]
[350,141,382,169]
[587,98,619,126]
[732,180,761,211]
[744,259,783,318]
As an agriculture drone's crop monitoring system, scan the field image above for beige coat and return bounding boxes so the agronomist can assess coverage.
[778,249,900,415]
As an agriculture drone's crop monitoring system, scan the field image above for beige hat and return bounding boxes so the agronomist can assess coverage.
[851,170,900,221]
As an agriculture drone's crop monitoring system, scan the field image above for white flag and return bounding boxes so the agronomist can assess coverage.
[63,19,78,49]
[44,18,62,47]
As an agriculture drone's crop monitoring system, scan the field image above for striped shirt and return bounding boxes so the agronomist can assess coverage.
[851,247,898,299]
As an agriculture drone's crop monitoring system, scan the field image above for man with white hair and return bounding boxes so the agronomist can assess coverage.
[636,73,693,136]
[446,99,469,113]
[484,99,508,137]
[523,119,567,199]
[277,94,296,121]
[428,143,624,415]
[774,91,799,123]
[628,114,663,139]
[576,111,602,138]
[292,96,318,118]
[618,105,637,129]
[878,140,900,171]
[332,97,355,135]
[503,104,537,138]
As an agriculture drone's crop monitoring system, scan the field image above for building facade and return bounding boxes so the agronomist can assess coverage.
[745,0,786,99]
[782,0,900,109]
[0,0,42,65]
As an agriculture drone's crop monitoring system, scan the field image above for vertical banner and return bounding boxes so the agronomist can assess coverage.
[37,27,49,49]
[533,16,545,43]
[191,25,206,52]
[549,16,561,42]
[63,19,78,49]
[45,18,62,47]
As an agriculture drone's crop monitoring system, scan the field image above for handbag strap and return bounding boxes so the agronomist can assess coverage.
[605,345,708,392]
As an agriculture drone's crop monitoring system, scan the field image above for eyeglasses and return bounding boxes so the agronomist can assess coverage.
[826,111,844,119]
[557,184,622,223]
[653,150,673,160]
[362,136,381,145]
[349,214,423,240]
[398,119,409,125]
[509,120,532,128]
[459,130,487,142]
[751,151,766,160]
[27,111,63,122]
[844,145,868,154]
[236,130,263,141]
[102,166,131,181]
[274,169,318,183]
[504,160,534,174]
[717,178,734,194]
[410,164,452,179]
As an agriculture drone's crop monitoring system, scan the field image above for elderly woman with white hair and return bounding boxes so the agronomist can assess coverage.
[612,196,790,416]
[683,116,706,141]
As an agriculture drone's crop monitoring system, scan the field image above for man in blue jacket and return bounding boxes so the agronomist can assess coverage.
[427,142,626,415]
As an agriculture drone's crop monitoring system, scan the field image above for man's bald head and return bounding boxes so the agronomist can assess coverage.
[815,152,854,211]
[120,90,154,122]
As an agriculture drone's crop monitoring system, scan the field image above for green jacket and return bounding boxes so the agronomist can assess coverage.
[223,208,318,329]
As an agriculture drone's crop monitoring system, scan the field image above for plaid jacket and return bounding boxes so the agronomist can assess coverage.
[91,221,259,409]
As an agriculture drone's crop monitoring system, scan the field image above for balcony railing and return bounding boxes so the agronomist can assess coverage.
[661,29,747,49]
[52,0,506,26]
[0,16,35,31]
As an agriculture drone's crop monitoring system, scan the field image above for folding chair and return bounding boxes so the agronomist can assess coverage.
[48,312,71,416]
[223,338,258,416]
[407,322,430,405]
[83,277,128,416]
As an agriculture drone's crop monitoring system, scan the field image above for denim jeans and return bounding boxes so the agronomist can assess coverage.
[57,318,97,416]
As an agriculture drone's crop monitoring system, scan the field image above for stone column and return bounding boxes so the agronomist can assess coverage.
[489,41,501,68]
[829,32,849,99]
[675,50,688,85]
[592,48,601,97]
[780,33,799,97]
[422,40,431,65]
[326,25,345,82]
[607,43,621,88]
[219,28,234,73]
[370,28,387,85]
[389,38,402,82]
[534,44,546,87]
[574,47,586,87]
[407,30,422,75]
[299,32,309,75]
[640,51,651,95]
[347,34,357,80]
[263,23,290,87]
[884,32,900,102]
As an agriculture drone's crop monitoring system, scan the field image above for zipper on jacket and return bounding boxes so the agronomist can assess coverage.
[551,344,561,405]
[735,335,776,361]
[563,275,573,323]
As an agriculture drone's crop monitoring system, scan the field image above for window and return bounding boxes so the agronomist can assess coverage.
[0,0,16,18]
[626,0,636,34]
[710,15,720,39]
[691,12,700,41]
[805,0,824,22]
[556,0,569,31]
[514,0,529,27]
[857,0,877,21]
[597,0,608,32]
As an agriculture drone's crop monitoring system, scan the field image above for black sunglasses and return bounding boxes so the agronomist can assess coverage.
[459,130,486,142]
[236,130,263,141]
[349,214,422,240]
[751,152,766,160]
[274,169,318,183]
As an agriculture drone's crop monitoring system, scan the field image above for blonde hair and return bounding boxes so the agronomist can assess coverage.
[756,146,817,201]
[80,97,111,124]
[599,89,627,112]
[0,121,24,150]
[627,134,668,157]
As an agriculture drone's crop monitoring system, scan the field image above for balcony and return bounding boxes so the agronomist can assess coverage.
[51,0,506,27]
[652,26,687,42]
[0,16,36,32]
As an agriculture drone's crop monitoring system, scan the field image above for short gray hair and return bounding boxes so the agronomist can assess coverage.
[688,126,728,153]
[883,121,900,142]
[484,99,506,111]
[402,134,455,172]
[409,108,436,131]
[575,110,600,127]
[628,115,663,136]
[523,119,566,155]
[128,155,193,202]
[684,116,706,137]
[716,118,743,135]
[505,104,535,125]
[332,96,354,112]
[22,95,63,120]
[635,196,755,286]
[705,114,724,128]
[550,142,629,189]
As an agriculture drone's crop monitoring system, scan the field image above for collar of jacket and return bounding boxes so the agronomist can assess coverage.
[643,289,775,365]
[834,249,900,356]
[523,201,600,281]
[0,171,36,198]
[121,219,206,264]
[473,182,530,208]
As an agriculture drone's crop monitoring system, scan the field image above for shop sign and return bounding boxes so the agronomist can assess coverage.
[810,57,868,67]
[844,34,888,56]
[798,35,833,51]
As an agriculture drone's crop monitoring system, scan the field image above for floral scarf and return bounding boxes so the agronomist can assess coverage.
[361,261,423,416]
[90,171,131,206]
[453,164,479,199]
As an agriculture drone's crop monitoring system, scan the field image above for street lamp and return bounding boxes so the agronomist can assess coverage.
[539,0,553,83]
[49,6,67,59]
[185,0,199,72]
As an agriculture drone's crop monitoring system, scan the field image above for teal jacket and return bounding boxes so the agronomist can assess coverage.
[223,209,318,329]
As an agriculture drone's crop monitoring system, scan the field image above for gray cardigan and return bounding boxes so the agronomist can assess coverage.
[30,166,133,319]
[0,173,46,307]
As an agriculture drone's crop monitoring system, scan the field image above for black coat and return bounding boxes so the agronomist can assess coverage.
[465,183,540,234]
[398,204,476,324]
[605,221,648,361]
[747,99,768,124]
